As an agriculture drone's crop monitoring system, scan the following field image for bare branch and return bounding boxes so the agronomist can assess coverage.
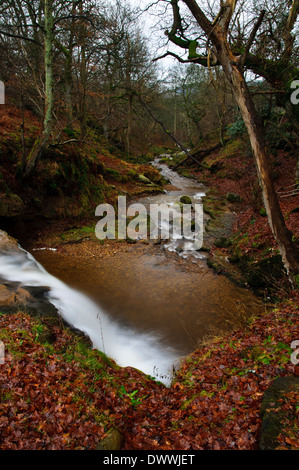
[182,0,214,38]
[0,29,42,46]
[153,50,215,67]
[283,0,299,63]
[241,9,266,68]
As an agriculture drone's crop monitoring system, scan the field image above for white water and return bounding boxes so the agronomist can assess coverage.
[0,248,178,385]
[138,157,208,261]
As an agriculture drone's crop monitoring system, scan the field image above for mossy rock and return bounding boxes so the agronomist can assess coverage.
[259,376,299,450]
[246,255,285,288]
[227,254,240,264]
[127,168,138,180]
[180,195,192,205]
[214,237,232,248]
[0,193,25,217]
[259,207,267,217]
[96,429,124,450]
[142,168,162,184]
[226,193,241,203]
[138,174,153,185]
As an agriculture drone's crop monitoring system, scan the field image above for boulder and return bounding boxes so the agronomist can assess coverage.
[214,236,232,248]
[226,193,241,203]
[96,429,124,450]
[259,376,299,450]
[0,230,19,252]
[246,255,285,289]
[0,194,25,217]
[0,284,31,309]
[138,174,153,185]
[179,195,192,205]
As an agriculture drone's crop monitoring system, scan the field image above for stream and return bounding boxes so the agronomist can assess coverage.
[0,157,264,385]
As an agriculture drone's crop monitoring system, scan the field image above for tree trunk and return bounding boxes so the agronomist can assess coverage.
[219,46,299,277]
[24,0,54,177]
[65,52,73,132]
[79,0,87,139]
[126,93,133,156]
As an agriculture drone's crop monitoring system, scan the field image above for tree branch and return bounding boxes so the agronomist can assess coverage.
[153,50,216,67]
[216,0,238,33]
[283,0,299,63]
[182,0,214,38]
[135,92,206,169]
[241,9,265,68]
[0,29,42,46]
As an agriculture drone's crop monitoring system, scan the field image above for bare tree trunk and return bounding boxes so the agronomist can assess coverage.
[228,63,299,276]
[24,0,53,177]
[65,52,74,132]
[126,92,133,156]
[79,0,87,139]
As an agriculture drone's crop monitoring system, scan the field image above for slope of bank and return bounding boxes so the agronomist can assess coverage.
[0,105,165,222]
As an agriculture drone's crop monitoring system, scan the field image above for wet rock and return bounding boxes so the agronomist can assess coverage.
[214,236,232,248]
[259,376,299,450]
[96,429,124,450]
[0,284,31,309]
[0,229,19,252]
[138,174,153,185]
[0,280,59,317]
[226,193,241,203]
[0,230,59,317]
[246,255,285,289]
[180,195,192,205]
[0,194,25,217]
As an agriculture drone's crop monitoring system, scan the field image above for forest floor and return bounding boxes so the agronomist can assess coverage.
[0,293,297,450]
[0,112,298,451]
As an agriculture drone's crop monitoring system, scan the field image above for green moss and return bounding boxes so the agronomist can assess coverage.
[226,193,241,203]
[259,207,267,217]
[180,195,192,205]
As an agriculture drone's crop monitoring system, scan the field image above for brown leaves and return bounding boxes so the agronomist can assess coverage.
[0,298,298,450]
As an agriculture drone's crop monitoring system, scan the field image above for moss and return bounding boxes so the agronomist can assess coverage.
[214,237,233,248]
[245,254,285,288]
[226,193,241,203]
[259,207,267,217]
[180,195,192,205]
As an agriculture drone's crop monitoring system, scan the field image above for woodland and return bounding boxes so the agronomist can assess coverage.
[0,0,298,453]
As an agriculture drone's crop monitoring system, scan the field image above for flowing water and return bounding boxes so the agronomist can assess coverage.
[0,157,264,385]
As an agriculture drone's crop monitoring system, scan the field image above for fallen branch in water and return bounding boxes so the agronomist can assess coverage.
[136,93,205,169]
[173,139,230,171]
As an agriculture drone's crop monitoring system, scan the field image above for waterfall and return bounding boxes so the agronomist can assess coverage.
[0,248,178,385]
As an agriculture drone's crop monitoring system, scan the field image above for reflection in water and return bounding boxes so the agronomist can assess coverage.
[32,247,263,356]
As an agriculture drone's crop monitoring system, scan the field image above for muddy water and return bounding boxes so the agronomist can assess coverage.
[28,158,264,359]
